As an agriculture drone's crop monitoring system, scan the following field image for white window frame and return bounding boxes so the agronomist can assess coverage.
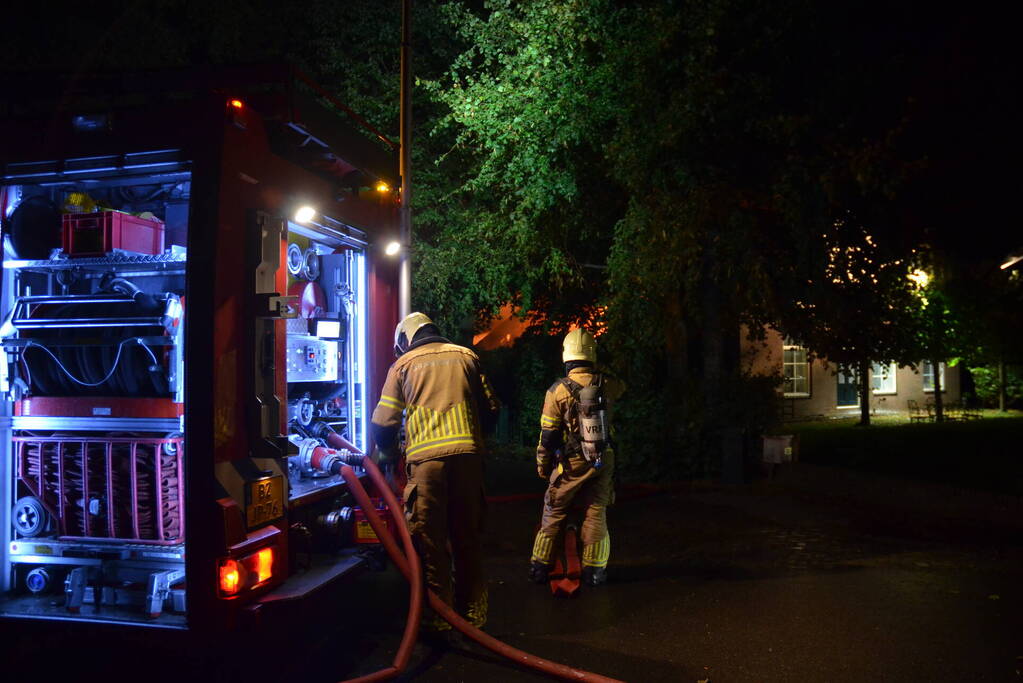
[871,362,897,395]
[782,342,811,397]
[922,361,946,393]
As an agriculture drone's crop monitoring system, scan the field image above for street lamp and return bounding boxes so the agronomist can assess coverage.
[399,0,412,318]
[908,269,930,287]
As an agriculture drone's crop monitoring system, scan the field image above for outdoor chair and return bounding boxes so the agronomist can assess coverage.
[906,399,929,423]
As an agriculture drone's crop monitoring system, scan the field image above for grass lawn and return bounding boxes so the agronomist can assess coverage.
[776,410,1023,496]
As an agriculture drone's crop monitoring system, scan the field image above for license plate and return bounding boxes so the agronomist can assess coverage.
[246,475,284,527]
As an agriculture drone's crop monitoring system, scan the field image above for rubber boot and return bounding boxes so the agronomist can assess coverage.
[581,566,607,587]
[528,561,551,584]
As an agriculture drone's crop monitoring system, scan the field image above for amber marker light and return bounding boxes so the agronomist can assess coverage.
[229,99,244,109]
[255,547,274,584]
[376,182,390,193]
[219,559,241,596]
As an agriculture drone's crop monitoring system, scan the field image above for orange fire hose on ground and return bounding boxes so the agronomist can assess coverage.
[337,453,626,683]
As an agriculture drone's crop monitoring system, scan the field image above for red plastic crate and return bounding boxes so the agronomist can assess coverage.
[62,211,165,257]
[353,498,394,544]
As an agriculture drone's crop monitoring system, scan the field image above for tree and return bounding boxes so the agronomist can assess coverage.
[416,0,623,335]
[778,221,917,426]
[423,0,981,472]
[905,249,1023,420]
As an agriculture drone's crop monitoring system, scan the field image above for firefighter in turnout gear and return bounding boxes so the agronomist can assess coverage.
[371,312,499,631]
[530,328,625,587]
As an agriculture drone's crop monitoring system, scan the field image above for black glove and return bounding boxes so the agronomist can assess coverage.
[374,445,397,473]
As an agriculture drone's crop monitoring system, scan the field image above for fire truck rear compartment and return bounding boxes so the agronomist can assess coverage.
[1,166,190,626]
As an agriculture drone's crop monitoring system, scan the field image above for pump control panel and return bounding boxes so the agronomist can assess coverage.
[286,336,338,382]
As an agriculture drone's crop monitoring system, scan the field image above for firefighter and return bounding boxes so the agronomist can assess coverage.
[371,312,499,632]
[530,328,625,587]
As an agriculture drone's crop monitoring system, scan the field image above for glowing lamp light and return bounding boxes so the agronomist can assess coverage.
[385,241,401,256]
[314,319,342,338]
[1000,254,1023,270]
[255,547,274,584]
[908,269,930,287]
[219,559,241,595]
[376,182,391,193]
[294,205,316,223]
[229,99,244,109]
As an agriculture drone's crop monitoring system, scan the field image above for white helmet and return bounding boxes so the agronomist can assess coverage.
[394,312,434,356]
[562,328,596,363]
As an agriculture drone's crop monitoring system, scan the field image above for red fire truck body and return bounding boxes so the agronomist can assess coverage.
[0,66,401,633]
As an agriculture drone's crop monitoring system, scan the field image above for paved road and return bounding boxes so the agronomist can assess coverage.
[316,465,1022,682]
[6,464,1018,682]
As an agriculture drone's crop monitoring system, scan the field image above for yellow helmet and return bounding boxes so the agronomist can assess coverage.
[562,328,596,364]
[394,311,434,356]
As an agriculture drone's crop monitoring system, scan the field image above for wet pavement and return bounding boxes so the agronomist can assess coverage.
[6,463,1019,682]
[314,464,1023,682]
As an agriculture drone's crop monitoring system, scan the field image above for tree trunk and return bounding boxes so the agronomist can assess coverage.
[701,231,742,484]
[702,274,724,480]
[998,357,1007,412]
[858,358,871,426]
[931,359,944,422]
[665,295,690,450]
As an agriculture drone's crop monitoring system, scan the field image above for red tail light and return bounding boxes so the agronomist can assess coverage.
[219,559,241,596]
[218,545,275,598]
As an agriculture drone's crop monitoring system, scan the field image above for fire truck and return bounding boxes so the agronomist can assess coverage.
[0,65,402,634]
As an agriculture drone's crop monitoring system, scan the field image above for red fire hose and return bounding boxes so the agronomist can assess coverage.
[330,444,422,683]
[340,457,626,683]
[339,482,422,683]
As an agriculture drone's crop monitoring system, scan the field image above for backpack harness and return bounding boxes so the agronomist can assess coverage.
[558,374,609,469]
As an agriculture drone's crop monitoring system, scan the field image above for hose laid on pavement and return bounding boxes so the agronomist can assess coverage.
[337,461,422,683]
[340,456,625,683]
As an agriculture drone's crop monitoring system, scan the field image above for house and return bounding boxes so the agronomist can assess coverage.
[472,304,533,350]
[744,328,961,420]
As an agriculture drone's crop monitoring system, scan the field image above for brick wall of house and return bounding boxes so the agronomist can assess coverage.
[742,327,961,420]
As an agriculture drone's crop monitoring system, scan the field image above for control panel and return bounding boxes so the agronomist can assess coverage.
[286,336,339,382]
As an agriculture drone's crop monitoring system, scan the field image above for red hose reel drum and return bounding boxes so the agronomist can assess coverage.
[286,281,326,319]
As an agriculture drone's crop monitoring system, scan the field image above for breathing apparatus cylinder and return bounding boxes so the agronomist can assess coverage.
[576,383,608,469]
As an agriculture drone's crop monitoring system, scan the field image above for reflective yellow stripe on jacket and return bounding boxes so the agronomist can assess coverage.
[405,401,476,459]
[377,394,405,411]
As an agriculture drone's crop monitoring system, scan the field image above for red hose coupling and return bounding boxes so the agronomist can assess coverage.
[310,445,362,474]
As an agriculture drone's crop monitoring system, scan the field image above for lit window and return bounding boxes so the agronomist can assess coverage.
[871,362,897,394]
[783,341,810,396]
[922,361,945,392]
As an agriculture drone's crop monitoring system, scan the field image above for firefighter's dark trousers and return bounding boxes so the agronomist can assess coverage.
[404,453,487,629]
[531,452,614,570]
